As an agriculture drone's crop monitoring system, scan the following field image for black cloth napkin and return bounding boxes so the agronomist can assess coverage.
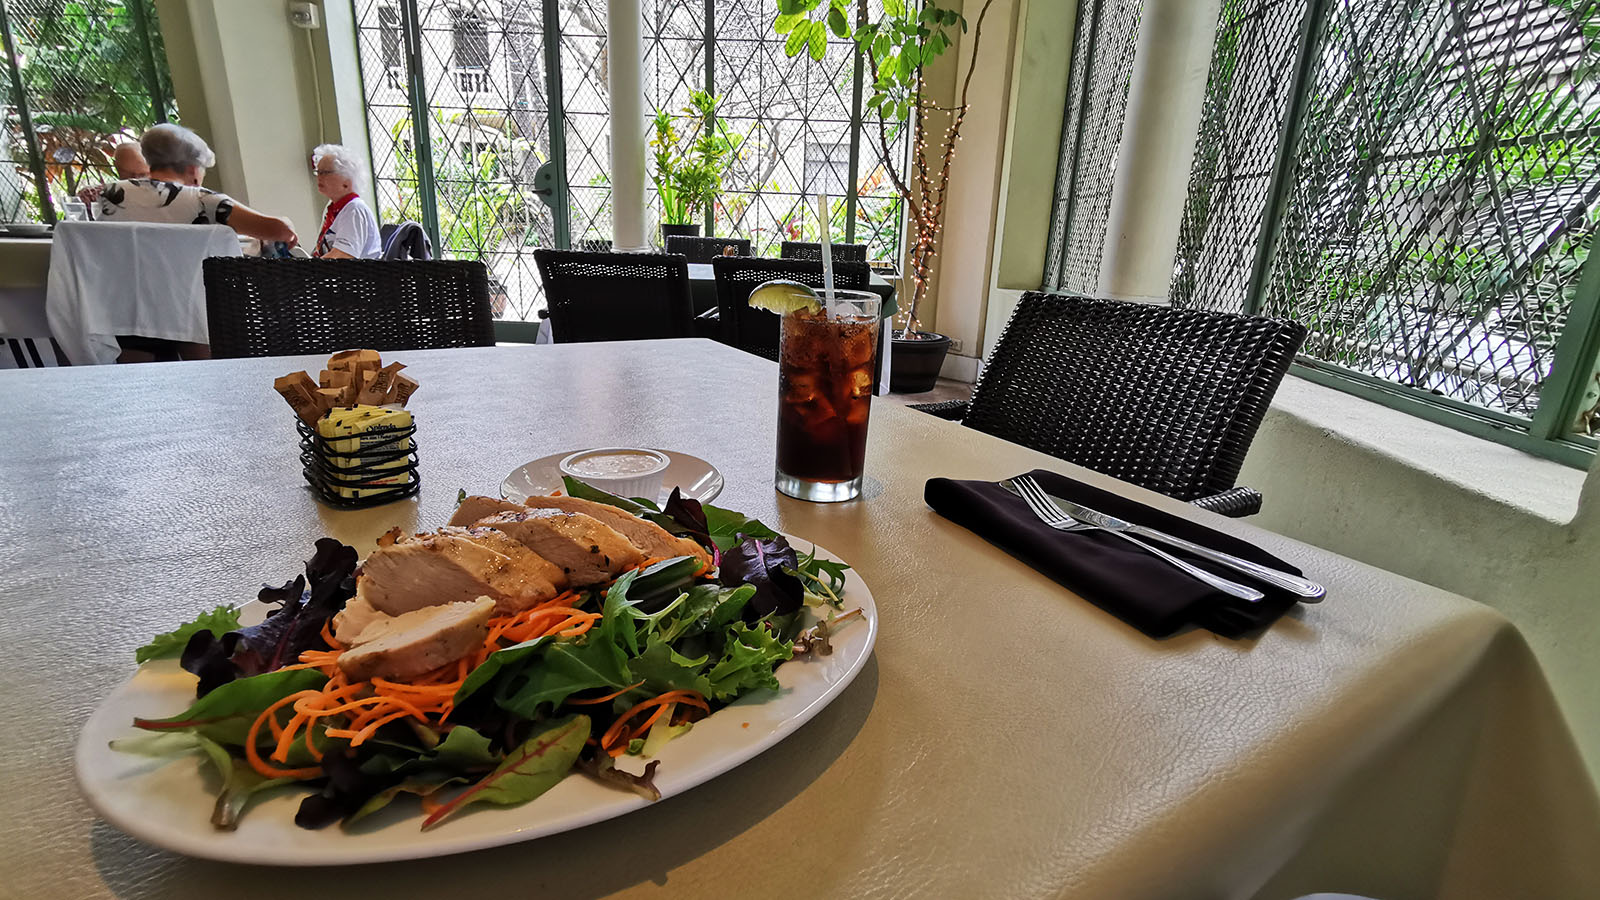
[925,469,1306,638]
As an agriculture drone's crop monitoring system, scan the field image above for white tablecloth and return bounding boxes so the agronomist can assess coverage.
[45,221,241,365]
[1,341,1595,899]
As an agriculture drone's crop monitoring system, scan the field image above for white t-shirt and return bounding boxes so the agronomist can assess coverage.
[95,178,235,226]
[318,196,381,259]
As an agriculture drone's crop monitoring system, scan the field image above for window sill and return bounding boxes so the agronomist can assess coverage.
[1263,375,1589,527]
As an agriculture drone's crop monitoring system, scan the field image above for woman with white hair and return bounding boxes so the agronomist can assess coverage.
[310,144,381,259]
[97,123,298,244]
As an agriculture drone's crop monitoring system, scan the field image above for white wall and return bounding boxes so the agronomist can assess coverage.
[155,0,353,244]
[1242,376,1600,778]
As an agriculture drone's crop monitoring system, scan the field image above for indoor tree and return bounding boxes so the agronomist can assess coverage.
[774,0,997,337]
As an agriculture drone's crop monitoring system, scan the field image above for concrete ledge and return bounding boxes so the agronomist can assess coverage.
[1260,376,1587,526]
[1241,374,1599,779]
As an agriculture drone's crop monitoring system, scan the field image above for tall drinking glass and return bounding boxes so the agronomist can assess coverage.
[774,289,880,502]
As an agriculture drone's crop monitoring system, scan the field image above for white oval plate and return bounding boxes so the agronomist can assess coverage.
[76,537,875,865]
[502,448,723,506]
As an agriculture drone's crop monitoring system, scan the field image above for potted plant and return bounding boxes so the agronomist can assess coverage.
[775,0,997,393]
[651,90,733,244]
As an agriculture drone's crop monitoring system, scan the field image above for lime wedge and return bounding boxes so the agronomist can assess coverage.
[747,280,821,315]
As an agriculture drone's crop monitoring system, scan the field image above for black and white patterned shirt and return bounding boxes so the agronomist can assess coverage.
[95,178,235,226]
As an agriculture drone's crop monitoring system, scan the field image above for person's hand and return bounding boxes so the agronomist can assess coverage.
[267,216,299,247]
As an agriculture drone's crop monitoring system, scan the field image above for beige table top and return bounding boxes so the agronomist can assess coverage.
[2,339,1596,900]
[0,234,52,288]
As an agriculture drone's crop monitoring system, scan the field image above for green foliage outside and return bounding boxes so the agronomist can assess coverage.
[650,90,737,226]
[3,0,177,221]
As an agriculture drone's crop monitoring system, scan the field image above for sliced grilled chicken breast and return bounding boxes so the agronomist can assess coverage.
[332,596,387,646]
[438,525,570,612]
[447,495,526,529]
[338,597,495,681]
[473,509,643,585]
[516,495,713,569]
[452,494,713,569]
[358,531,562,616]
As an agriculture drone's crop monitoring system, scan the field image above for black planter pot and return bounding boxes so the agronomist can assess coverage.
[660,223,701,243]
[889,331,952,394]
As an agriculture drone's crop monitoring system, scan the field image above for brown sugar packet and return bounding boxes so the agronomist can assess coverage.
[327,348,379,373]
[389,373,420,407]
[316,388,345,413]
[275,372,324,424]
[359,362,406,406]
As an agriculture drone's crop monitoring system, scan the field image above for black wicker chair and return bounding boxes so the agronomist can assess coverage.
[665,235,752,261]
[780,240,869,263]
[911,291,1306,517]
[203,258,495,358]
[709,256,871,360]
[533,249,693,343]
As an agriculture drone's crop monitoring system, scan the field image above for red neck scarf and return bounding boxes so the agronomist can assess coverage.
[315,193,358,257]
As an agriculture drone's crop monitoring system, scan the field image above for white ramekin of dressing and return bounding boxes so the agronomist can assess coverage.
[557,447,671,500]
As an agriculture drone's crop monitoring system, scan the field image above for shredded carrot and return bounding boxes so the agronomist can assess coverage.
[246,690,326,779]
[318,618,345,651]
[599,690,709,756]
[244,585,617,774]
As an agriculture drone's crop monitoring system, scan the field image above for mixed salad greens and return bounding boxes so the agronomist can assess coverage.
[114,480,859,832]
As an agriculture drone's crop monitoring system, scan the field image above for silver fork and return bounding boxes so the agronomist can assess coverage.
[1009,476,1266,602]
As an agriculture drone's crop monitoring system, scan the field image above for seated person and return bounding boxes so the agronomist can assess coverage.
[310,143,381,259]
[76,142,150,216]
[93,125,298,363]
[96,123,298,246]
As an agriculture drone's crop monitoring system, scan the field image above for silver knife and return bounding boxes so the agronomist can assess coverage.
[1044,493,1326,601]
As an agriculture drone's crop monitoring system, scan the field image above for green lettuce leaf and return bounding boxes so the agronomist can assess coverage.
[705,623,794,700]
[135,605,241,663]
[494,640,631,718]
[132,667,328,747]
[628,635,714,696]
[109,730,292,829]
[453,636,552,706]
[421,715,590,829]
[344,774,468,828]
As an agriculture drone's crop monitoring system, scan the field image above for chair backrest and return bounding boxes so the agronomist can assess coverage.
[380,221,432,260]
[532,249,693,343]
[780,240,868,263]
[1,337,68,369]
[709,257,871,360]
[665,235,752,262]
[203,258,495,358]
[964,291,1307,501]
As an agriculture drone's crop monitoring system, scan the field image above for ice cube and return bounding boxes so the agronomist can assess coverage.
[841,325,877,368]
[847,368,873,399]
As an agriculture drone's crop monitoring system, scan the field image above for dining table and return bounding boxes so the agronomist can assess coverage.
[3,338,1597,900]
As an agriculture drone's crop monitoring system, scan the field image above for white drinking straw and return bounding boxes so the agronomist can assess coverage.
[816,192,836,302]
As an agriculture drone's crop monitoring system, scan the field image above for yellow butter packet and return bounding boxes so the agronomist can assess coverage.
[316,404,414,499]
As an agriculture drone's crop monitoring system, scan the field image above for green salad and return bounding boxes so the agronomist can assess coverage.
[114,479,859,831]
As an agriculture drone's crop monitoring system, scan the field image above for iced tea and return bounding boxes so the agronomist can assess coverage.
[774,290,880,502]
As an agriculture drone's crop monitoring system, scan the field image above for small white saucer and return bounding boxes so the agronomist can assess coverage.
[502,448,723,505]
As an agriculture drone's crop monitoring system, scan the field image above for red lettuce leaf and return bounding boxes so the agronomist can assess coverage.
[717,535,803,621]
[181,538,359,696]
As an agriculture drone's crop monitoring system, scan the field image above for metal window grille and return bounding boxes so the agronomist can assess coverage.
[0,0,176,224]
[1043,0,1144,294]
[1261,0,1600,435]
[351,0,910,322]
[1056,0,1600,463]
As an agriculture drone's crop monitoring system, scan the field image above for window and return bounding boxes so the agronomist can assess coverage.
[453,9,491,94]
[351,0,910,323]
[804,141,851,197]
[1,0,179,223]
[378,6,404,90]
[1048,0,1600,466]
